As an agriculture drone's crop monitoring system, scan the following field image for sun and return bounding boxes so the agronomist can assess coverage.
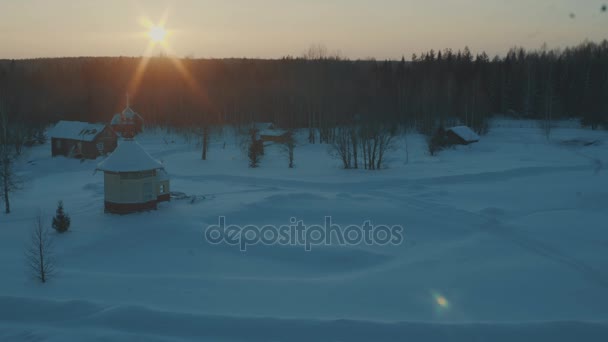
[148,25,167,43]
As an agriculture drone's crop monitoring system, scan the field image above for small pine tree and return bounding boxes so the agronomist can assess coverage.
[35,129,47,145]
[52,201,71,233]
[248,129,264,168]
[248,139,263,168]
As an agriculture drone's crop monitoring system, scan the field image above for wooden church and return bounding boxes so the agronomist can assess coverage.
[96,98,169,214]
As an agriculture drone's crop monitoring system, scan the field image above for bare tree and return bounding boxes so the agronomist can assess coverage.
[303,44,328,60]
[183,125,210,160]
[359,124,395,170]
[330,124,395,170]
[403,129,410,165]
[0,152,19,214]
[10,122,28,156]
[331,127,353,169]
[25,214,54,283]
[350,128,358,169]
[201,125,209,160]
[542,60,554,141]
[374,126,395,169]
[0,111,21,214]
[282,131,295,168]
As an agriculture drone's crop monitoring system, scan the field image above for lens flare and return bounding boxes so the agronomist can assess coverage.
[432,292,450,310]
[148,26,167,43]
[436,295,448,307]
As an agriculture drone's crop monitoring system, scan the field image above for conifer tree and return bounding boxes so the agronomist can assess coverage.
[52,201,71,233]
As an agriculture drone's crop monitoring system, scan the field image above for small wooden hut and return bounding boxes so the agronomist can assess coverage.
[96,139,170,214]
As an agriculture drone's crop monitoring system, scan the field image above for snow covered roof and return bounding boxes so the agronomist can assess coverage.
[259,127,287,137]
[110,114,123,125]
[50,121,107,142]
[111,107,143,125]
[97,139,163,172]
[447,126,480,142]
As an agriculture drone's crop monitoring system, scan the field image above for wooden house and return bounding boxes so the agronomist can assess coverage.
[445,126,480,145]
[50,121,117,159]
[96,138,170,214]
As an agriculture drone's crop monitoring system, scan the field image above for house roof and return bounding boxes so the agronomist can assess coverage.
[447,126,480,142]
[111,107,143,126]
[50,121,107,142]
[259,127,288,137]
[97,139,163,172]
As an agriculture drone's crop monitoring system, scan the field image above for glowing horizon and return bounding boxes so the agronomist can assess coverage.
[0,0,606,60]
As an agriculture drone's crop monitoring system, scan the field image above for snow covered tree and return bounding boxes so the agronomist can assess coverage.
[25,214,54,283]
[52,201,71,233]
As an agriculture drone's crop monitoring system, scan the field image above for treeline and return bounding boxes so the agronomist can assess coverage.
[0,40,607,139]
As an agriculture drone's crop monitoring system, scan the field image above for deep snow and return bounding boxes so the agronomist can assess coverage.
[1,119,608,341]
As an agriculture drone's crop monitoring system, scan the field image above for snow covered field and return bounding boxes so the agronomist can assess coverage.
[1,120,608,341]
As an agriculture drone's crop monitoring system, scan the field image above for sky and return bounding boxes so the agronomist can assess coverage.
[0,0,606,60]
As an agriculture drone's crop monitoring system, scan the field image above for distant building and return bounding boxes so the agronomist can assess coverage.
[111,106,144,138]
[254,123,291,143]
[96,139,170,214]
[50,121,117,159]
[445,126,480,145]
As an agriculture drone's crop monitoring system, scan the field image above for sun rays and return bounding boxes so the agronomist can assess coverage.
[126,9,210,113]
[137,11,172,55]
[139,10,171,47]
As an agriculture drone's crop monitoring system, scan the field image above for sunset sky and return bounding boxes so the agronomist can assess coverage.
[0,0,606,60]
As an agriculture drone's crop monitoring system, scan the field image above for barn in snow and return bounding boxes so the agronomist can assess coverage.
[50,121,117,159]
[445,126,480,145]
[96,139,170,214]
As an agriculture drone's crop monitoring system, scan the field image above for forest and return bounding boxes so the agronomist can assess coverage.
[0,40,607,141]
